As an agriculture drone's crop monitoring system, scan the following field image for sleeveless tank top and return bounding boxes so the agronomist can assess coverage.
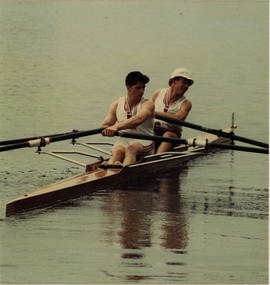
[154,88,186,133]
[116,96,154,136]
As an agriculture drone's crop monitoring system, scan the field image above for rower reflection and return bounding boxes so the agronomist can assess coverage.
[113,189,152,250]
[158,172,188,250]
[101,168,189,253]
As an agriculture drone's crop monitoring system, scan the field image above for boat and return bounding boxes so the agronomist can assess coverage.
[5,127,236,217]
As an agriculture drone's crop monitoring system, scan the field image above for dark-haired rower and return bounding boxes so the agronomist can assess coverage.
[101,71,154,167]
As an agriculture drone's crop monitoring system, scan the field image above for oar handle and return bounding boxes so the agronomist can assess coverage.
[155,114,269,149]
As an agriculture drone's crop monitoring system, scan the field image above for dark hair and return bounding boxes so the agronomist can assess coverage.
[125,71,150,86]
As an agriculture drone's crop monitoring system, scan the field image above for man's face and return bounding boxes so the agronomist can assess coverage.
[173,77,191,95]
[127,82,145,99]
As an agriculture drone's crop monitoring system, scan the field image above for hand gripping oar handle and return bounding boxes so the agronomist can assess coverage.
[0,128,104,152]
[155,114,269,149]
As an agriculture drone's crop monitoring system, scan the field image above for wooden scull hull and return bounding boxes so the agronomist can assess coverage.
[5,128,234,217]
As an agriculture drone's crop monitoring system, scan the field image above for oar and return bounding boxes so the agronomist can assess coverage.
[116,132,268,154]
[155,114,269,149]
[0,128,104,152]
[0,131,77,146]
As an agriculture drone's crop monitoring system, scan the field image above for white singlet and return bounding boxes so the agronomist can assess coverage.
[114,96,154,153]
[154,88,187,135]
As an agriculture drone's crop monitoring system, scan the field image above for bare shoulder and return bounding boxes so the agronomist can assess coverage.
[182,99,192,110]
[142,98,154,108]
[140,99,154,116]
[108,99,119,111]
[151,88,163,102]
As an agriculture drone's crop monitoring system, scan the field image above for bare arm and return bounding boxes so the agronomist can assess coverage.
[152,89,192,121]
[117,100,154,130]
[155,100,192,121]
[102,100,154,136]
[151,89,161,103]
[100,100,118,128]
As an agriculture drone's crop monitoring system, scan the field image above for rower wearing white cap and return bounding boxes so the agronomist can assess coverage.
[152,68,193,153]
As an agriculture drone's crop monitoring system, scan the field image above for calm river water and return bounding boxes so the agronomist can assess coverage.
[0,0,268,284]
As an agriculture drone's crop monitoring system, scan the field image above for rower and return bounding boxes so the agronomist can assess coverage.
[152,68,193,153]
[101,71,154,167]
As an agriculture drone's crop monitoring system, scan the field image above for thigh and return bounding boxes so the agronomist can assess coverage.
[163,131,180,138]
[130,140,154,156]
[112,137,129,150]
[112,143,126,154]
[128,141,144,153]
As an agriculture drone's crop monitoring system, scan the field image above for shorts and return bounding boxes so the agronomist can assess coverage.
[113,137,154,155]
[154,128,181,138]
[154,122,181,137]
[154,127,181,151]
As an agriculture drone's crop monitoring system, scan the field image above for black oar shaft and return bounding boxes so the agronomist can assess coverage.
[155,114,269,149]
[0,142,30,152]
[49,128,104,143]
[227,133,268,149]
[0,132,74,146]
[0,128,104,152]
[209,143,268,154]
[117,131,187,144]
[117,131,268,154]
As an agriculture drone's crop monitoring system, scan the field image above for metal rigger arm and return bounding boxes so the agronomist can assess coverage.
[37,139,113,168]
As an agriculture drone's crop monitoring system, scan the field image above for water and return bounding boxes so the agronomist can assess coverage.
[0,0,268,284]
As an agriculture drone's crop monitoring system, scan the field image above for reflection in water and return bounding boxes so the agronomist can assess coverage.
[98,156,267,282]
[126,275,149,282]
[188,153,268,219]
[157,172,188,250]
[100,156,267,247]
[102,168,189,252]
[101,168,190,282]
[102,188,153,250]
[117,190,152,250]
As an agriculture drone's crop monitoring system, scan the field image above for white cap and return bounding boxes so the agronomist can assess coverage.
[169,68,194,86]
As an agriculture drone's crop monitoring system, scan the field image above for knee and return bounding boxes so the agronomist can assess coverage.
[126,145,137,155]
[126,143,144,155]
[112,146,125,157]
[163,131,178,138]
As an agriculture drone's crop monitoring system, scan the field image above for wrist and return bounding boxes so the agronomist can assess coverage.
[114,123,120,131]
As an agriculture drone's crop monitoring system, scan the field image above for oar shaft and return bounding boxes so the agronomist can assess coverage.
[209,143,269,154]
[229,133,268,149]
[155,114,269,149]
[49,128,104,143]
[0,132,74,146]
[0,142,30,152]
[156,114,208,133]
[117,131,268,154]
[117,131,187,144]
[0,128,104,152]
